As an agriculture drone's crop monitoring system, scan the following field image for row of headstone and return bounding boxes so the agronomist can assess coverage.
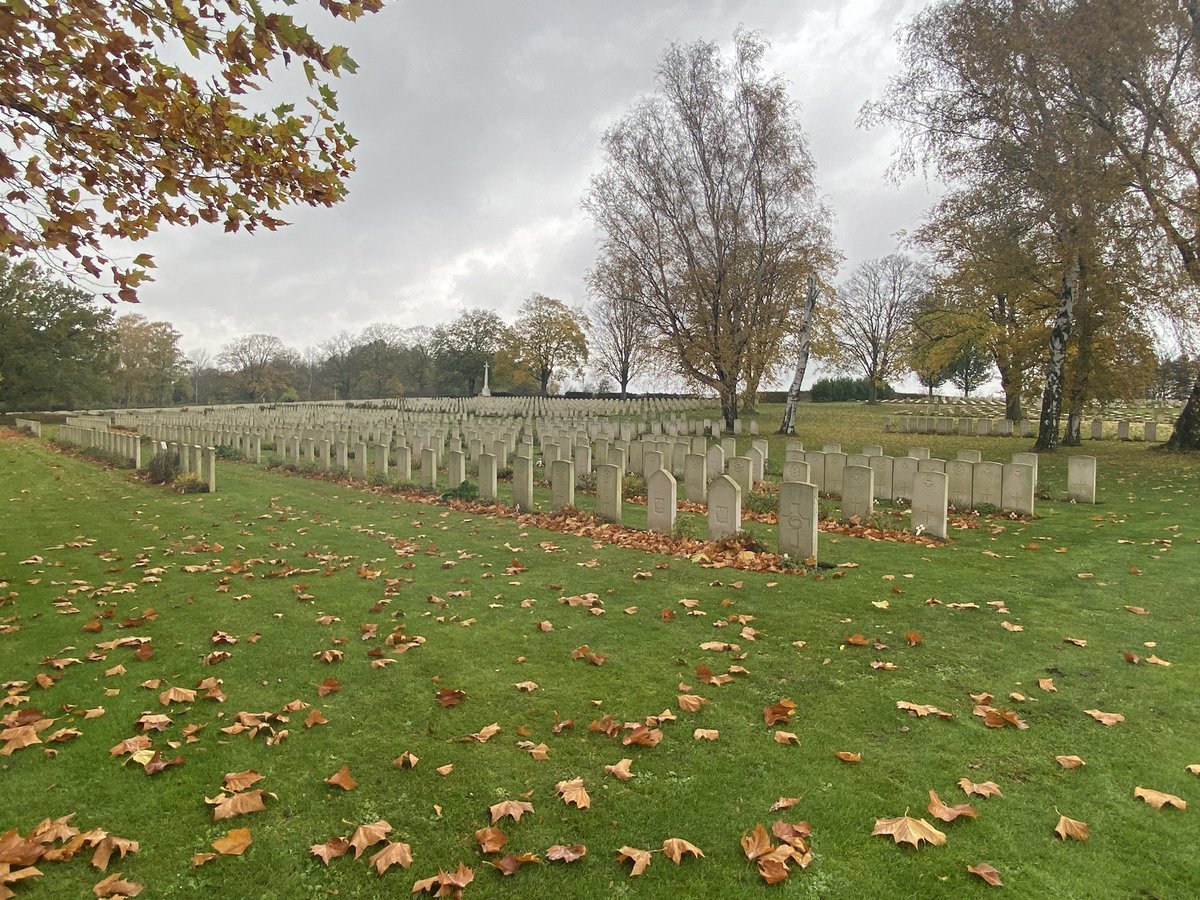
[150,441,217,492]
[885,415,1034,438]
[55,424,141,469]
[12,418,41,437]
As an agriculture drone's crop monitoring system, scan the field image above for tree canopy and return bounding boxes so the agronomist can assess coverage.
[0,0,380,301]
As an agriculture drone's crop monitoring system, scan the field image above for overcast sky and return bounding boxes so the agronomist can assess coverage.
[135,0,942,386]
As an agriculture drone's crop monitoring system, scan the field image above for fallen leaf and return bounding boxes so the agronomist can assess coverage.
[958,778,1003,799]
[1134,787,1187,810]
[349,820,392,858]
[1085,709,1124,726]
[1056,755,1086,769]
[928,789,977,823]
[369,841,413,875]
[770,797,801,812]
[741,823,773,861]
[309,837,350,864]
[968,862,1003,886]
[693,728,720,741]
[1054,815,1089,841]
[545,843,587,863]
[92,873,143,897]
[774,730,800,745]
[835,751,861,763]
[223,770,262,792]
[475,827,508,853]
[490,852,540,876]
[555,777,590,809]
[325,766,357,791]
[211,828,252,856]
[489,800,535,823]
[661,837,704,864]
[616,846,652,876]
[872,815,946,848]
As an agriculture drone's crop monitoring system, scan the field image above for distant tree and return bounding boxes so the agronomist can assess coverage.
[946,344,994,397]
[0,258,116,410]
[511,294,588,397]
[318,331,358,401]
[1151,354,1196,403]
[818,254,927,404]
[395,326,436,395]
[585,253,656,399]
[113,314,184,406]
[0,0,380,301]
[585,30,837,429]
[350,323,405,397]
[217,334,292,401]
[185,347,214,405]
[430,308,508,395]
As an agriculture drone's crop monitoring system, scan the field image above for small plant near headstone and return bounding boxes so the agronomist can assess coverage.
[972,503,1002,517]
[214,444,245,461]
[496,466,514,481]
[146,451,181,484]
[369,473,392,488]
[743,489,778,515]
[732,529,770,554]
[174,472,208,493]
[673,516,701,540]
[622,473,647,500]
[441,481,479,502]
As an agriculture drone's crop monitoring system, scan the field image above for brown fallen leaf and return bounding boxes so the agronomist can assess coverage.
[1134,787,1187,811]
[616,846,652,876]
[1037,677,1056,692]
[774,730,800,745]
[1187,764,1200,778]
[369,841,413,875]
[1085,709,1124,726]
[476,826,508,853]
[514,681,539,692]
[741,823,773,860]
[677,694,708,712]
[545,843,587,863]
[309,836,350,864]
[93,872,143,898]
[470,722,501,743]
[490,800,535,823]
[872,815,946,847]
[490,852,540,876]
[968,862,1003,886]
[770,797,801,812]
[897,700,954,719]
[223,770,262,792]
[605,758,634,781]
[349,820,392,858]
[1054,814,1089,841]
[211,828,252,856]
[928,789,977,823]
[412,863,474,896]
[763,698,797,726]
[436,688,465,708]
[90,835,139,872]
[693,728,719,741]
[958,778,1003,799]
[662,837,704,864]
[555,777,590,809]
[325,765,357,791]
[1056,755,1086,769]
[209,789,268,821]
[191,852,217,867]
[835,751,862,763]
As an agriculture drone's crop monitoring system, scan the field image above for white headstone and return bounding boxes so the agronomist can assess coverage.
[911,470,948,538]
[778,481,818,562]
[706,475,742,540]
[646,468,677,534]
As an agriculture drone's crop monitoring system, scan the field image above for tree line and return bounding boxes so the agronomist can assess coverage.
[5,4,1200,447]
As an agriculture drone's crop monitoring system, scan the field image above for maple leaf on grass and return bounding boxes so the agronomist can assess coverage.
[208,789,269,821]
[412,863,474,896]
[325,765,356,791]
[1056,755,1086,769]
[896,700,953,718]
[490,852,540,876]
[475,827,508,854]
[1134,787,1187,810]
[309,836,350,864]
[662,838,704,864]
[555,777,591,809]
[741,823,773,861]
[369,841,413,875]
[835,751,861,763]
[959,778,1003,799]
[1054,815,1089,841]
[968,862,1003,886]
[616,846,652,876]
[223,770,262,792]
[546,843,587,863]
[774,730,800,745]
[763,697,796,726]
[605,758,634,781]
[92,872,143,898]
[91,835,139,871]
[470,722,501,743]
[928,790,977,823]
[1086,708,1125,726]
[211,828,252,856]
[770,797,801,812]
[349,820,392,858]
[872,815,946,848]
[1188,764,1200,778]
[489,800,535,823]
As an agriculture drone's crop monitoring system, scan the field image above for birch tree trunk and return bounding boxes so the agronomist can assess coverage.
[778,274,819,435]
[1034,254,1079,451]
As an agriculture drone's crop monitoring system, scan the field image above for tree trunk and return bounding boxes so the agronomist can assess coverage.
[867,380,879,405]
[719,384,738,432]
[1167,367,1200,450]
[778,274,818,435]
[1034,254,1078,451]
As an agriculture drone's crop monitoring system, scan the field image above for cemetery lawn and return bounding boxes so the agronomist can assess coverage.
[2,411,1199,899]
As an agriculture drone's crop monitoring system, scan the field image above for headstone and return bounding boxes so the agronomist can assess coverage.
[746,446,765,485]
[643,448,664,478]
[869,455,893,500]
[1090,417,1103,440]
[907,447,930,460]
[202,447,217,493]
[551,458,575,511]
[574,443,591,475]
[1118,420,1131,440]
[512,455,534,511]
[946,459,973,509]
[1002,462,1035,515]
[861,444,883,458]
[778,481,818,562]
[782,460,810,484]
[706,475,742,540]
[394,446,411,481]
[478,453,498,502]
[892,456,918,501]
[447,449,466,488]
[822,443,842,454]
[1144,421,1159,443]
[728,456,753,495]
[684,453,707,503]
[1011,451,1038,486]
[595,463,622,524]
[824,451,847,496]
[841,465,874,520]
[721,437,736,459]
[804,450,826,493]
[1066,455,1096,504]
[972,461,1004,508]
[956,450,982,463]
[705,444,725,480]
[911,470,948,538]
[421,448,437,489]
[646,468,677,534]
[375,444,389,479]
[918,458,946,474]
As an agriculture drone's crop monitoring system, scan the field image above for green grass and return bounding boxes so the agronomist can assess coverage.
[2,403,1199,899]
